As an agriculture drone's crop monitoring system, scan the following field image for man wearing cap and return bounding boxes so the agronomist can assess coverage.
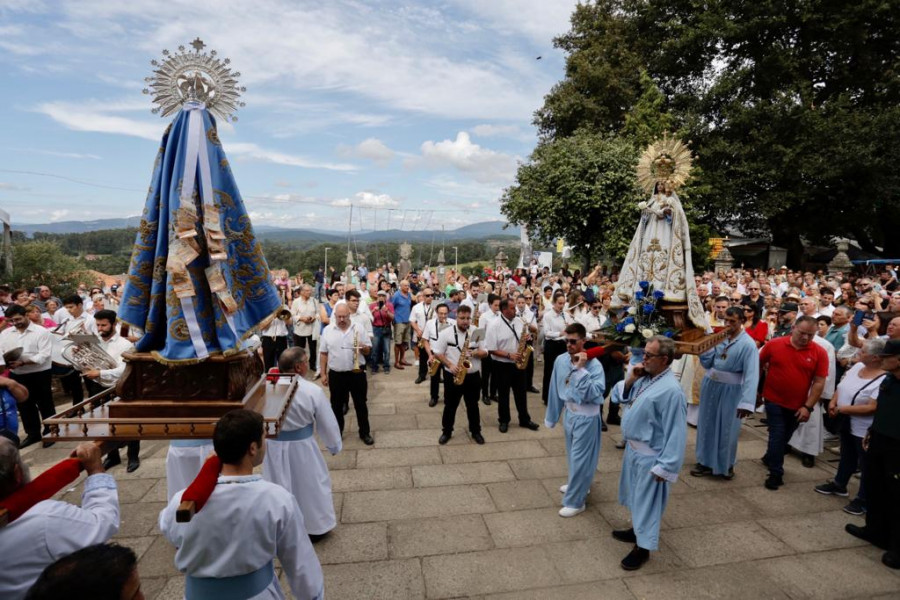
[772,302,799,338]
[368,290,394,374]
[845,338,900,569]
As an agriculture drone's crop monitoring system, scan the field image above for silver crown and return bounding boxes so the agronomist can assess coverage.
[142,38,246,122]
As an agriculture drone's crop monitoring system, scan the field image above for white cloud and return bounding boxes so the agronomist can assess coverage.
[332,191,398,208]
[446,0,577,45]
[337,138,396,166]
[417,132,518,183]
[23,149,102,160]
[470,124,532,141]
[227,142,357,172]
[49,209,69,222]
[0,183,30,191]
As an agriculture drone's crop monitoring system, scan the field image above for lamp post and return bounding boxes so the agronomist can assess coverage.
[452,246,458,275]
[324,247,331,290]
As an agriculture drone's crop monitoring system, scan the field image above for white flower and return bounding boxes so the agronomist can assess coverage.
[624,324,636,333]
[638,201,648,210]
[642,328,654,339]
[627,306,637,315]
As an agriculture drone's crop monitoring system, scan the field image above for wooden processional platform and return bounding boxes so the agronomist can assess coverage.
[43,350,296,441]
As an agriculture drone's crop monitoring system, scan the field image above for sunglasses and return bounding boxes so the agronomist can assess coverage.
[424,294,433,297]
[565,338,583,345]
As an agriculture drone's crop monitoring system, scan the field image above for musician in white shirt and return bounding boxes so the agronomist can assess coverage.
[319,304,373,445]
[432,305,487,445]
[485,298,540,433]
[291,284,319,373]
[58,294,99,406]
[516,294,540,394]
[578,299,607,338]
[541,292,574,405]
[0,305,55,448]
[478,294,501,405]
[410,288,436,384]
[260,311,289,372]
[423,304,456,407]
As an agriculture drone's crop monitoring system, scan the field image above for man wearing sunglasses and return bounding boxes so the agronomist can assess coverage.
[609,335,687,571]
[543,323,605,518]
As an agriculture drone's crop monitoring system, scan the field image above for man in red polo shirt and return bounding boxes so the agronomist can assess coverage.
[759,315,828,490]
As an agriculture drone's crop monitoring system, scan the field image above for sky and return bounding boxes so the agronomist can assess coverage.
[0,0,579,233]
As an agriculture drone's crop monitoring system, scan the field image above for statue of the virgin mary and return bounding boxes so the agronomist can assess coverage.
[615,134,708,329]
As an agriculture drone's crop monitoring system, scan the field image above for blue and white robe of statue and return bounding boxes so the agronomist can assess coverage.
[544,353,605,509]
[695,331,760,475]
[618,369,687,551]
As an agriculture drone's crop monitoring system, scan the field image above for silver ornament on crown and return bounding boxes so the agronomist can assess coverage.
[142,37,246,122]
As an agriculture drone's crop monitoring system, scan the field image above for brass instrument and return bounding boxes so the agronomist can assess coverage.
[453,330,472,385]
[472,303,480,328]
[417,336,426,349]
[515,326,532,370]
[427,355,441,376]
[352,330,362,373]
[62,333,120,372]
[277,305,292,322]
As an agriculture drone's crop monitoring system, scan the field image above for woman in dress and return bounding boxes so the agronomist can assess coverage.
[741,302,769,347]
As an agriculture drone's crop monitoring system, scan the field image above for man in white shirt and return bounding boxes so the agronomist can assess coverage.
[320,303,373,445]
[478,294,501,405]
[0,440,120,600]
[81,310,140,473]
[291,284,319,374]
[485,298,540,433]
[260,310,289,372]
[423,303,455,407]
[516,294,540,394]
[541,292,574,405]
[159,410,325,600]
[0,305,55,448]
[58,294,100,406]
[411,288,436,384]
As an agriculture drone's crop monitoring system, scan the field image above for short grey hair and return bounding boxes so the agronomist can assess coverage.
[0,438,28,499]
[278,346,308,373]
[648,335,676,365]
[863,338,886,356]
[833,306,852,318]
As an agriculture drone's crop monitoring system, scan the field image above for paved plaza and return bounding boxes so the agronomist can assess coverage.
[23,365,900,599]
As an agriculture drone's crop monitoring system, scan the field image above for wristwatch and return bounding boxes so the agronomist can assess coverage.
[803,405,815,412]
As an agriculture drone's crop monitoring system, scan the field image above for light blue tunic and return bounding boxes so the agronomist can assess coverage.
[696,331,760,475]
[544,352,605,509]
[618,369,687,550]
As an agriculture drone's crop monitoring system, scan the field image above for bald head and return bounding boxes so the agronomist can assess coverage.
[333,302,351,329]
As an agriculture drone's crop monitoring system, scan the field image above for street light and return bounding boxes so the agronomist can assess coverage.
[452,246,458,275]
[324,247,331,288]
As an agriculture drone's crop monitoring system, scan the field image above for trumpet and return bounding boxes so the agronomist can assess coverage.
[352,330,362,373]
[453,330,472,386]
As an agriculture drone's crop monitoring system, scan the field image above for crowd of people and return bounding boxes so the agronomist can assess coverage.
[0,259,898,598]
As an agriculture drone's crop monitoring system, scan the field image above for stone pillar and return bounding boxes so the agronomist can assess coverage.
[714,245,734,274]
[494,250,508,271]
[828,239,854,276]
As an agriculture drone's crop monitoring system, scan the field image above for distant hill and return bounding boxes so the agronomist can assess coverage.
[15,217,520,241]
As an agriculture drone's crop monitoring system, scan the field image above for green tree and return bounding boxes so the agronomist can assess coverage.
[10,241,85,296]
[501,132,643,272]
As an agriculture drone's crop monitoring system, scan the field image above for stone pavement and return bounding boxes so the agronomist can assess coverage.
[21,362,900,600]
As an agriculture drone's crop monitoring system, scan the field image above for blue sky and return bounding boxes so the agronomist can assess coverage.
[0,1,577,232]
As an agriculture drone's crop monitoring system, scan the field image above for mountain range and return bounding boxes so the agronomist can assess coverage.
[14,217,521,241]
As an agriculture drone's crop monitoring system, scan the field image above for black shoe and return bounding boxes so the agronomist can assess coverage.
[764,474,784,490]
[606,416,621,426]
[439,433,451,445]
[499,423,508,433]
[41,440,55,448]
[343,403,349,416]
[415,376,425,384]
[308,532,330,544]
[383,368,390,374]
[845,524,888,549]
[361,434,375,446]
[801,455,815,468]
[620,546,650,571]
[482,396,492,406]
[102,453,122,470]
[126,458,141,473]
[471,432,485,445]
[760,455,770,468]
[690,463,713,477]
[19,435,40,449]
[428,398,438,408]
[528,386,540,393]
[612,528,637,544]
[882,552,900,570]
[520,421,539,431]
[601,422,608,432]
[720,467,735,480]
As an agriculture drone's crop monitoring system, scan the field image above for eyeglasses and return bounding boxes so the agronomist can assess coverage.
[743,307,754,312]
[424,294,433,297]
[643,352,662,359]
[565,338,583,345]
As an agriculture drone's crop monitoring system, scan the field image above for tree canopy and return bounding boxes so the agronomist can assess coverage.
[525,0,900,264]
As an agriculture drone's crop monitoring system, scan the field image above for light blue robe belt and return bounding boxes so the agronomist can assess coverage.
[170,439,210,448]
[276,423,314,441]
[185,560,274,600]
[706,368,743,385]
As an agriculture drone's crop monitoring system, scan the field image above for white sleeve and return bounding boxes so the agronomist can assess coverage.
[279,499,325,600]
[314,387,342,455]
[46,474,120,560]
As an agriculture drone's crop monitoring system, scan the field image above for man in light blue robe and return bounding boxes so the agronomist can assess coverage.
[692,306,760,478]
[544,323,605,517]
[613,335,687,571]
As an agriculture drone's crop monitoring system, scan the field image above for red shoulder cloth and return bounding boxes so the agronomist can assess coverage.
[0,458,83,526]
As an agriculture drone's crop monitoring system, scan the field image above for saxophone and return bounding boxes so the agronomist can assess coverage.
[515,325,532,370]
[427,355,441,377]
[472,303,480,328]
[453,330,471,385]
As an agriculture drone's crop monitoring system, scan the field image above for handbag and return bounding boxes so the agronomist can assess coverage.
[828,373,885,435]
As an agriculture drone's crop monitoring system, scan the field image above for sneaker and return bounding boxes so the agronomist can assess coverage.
[814,481,849,497]
[843,498,866,516]
[559,484,568,493]
[558,506,585,518]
